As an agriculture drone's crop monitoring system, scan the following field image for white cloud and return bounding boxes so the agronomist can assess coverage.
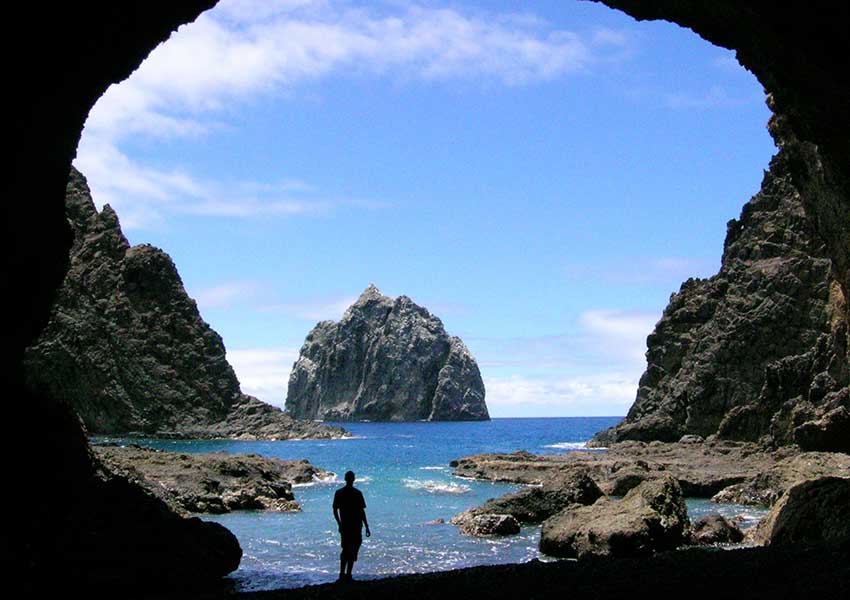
[485,372,636,417]
[191,280,262,309]
[227,346,300,406]
[260,294,359,321]
[75,1,634,229]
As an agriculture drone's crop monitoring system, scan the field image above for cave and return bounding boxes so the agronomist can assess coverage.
[5,0,850,594]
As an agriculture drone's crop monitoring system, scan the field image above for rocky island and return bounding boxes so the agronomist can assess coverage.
[24,168,346,441]
[285,285,489,421]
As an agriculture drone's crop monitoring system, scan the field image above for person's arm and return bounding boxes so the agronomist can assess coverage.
[333,493,342,531]
[361,495,370,537]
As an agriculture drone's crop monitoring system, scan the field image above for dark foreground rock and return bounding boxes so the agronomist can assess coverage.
[285,285,488,422]
[539,477,689,559]
[452,471,602,534]
[755,477,850,546]
[227,541,850,600]
[94,444,330,514]
[24,169,346,442]
[690,514,744,545]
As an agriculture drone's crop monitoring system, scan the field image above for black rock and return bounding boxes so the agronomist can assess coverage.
[24,168,345,441]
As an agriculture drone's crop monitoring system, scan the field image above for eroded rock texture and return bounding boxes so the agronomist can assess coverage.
[25,168,345,441]
[593,109,850,446]
[94,445,330,514]
[286,285,489,421]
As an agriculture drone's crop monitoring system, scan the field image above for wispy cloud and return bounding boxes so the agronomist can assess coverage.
[76,0,634,229]
[665,85,759,110]
[260,294,360,322]
[564,255,718,286]
[227,346,300,406]
[191,280,262,310]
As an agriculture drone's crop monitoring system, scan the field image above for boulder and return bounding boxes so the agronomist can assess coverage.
[755,477,850,545]
[454,513,521,536]
[690,514,744,545]
[452,472,603,529]
[539,477,690,559]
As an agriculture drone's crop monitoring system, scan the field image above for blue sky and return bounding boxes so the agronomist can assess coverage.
[75,0,774,417]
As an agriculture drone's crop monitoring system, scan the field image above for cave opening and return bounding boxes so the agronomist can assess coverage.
[10,3,847,596]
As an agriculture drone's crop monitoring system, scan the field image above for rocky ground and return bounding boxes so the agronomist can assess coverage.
[451,440,850,503]
[93,444,331,514]
[449,441,850,559]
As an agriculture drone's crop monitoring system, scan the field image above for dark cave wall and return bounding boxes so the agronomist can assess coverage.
[3,0,850,590]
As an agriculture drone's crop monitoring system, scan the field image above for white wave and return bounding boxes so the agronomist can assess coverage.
[403,478,471,494]
[543,441,588,450]
[292,472,339,488]
[419,466,448,471]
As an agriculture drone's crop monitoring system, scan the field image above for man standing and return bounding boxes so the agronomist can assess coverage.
[333,470,371,582]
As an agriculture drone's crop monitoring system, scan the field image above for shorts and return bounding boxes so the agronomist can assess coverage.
[340,532,363,561]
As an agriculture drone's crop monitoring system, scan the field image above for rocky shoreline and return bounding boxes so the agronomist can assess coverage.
[448,440,850,557]
[450,440,850,504]
[93,444,332,514]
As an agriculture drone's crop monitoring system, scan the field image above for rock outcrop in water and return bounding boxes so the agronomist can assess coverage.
[24,168,346,441]
[94,444,331,514]
[592,107,850,447]
[285,285,488,421]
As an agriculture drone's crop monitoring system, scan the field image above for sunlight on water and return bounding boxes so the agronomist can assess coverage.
[96,418,766,591]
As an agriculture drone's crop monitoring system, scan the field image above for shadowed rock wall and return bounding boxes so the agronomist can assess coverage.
[4,0,850,592]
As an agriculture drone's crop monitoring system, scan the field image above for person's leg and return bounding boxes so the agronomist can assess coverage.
[339,551,346,580]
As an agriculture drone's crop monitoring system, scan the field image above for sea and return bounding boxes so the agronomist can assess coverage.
[95,417,769,591]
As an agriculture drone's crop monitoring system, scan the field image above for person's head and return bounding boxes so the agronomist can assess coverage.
[344,470,355,485]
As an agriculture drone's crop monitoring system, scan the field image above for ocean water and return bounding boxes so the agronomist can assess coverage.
[98,417,768,591]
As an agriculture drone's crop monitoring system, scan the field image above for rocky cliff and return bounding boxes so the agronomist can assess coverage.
[285,285,489,421]
[592,107,850,447]
[25,167,345,440]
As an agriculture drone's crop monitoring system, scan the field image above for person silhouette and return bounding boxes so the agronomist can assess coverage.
[333,470,371,582]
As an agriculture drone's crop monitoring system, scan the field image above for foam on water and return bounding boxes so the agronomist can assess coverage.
[402,478,471,494]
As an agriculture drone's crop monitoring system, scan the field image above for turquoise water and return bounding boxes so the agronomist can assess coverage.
[97,417,767,591]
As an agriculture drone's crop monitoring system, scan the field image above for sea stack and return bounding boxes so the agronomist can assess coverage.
[285,285,489,421]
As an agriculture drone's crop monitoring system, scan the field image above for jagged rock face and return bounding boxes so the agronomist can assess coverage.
[286,285,488,421]
[25,168,345,441]
[593,111,850,445]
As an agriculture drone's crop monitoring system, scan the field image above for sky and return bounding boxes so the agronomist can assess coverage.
[74,0,775,417]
